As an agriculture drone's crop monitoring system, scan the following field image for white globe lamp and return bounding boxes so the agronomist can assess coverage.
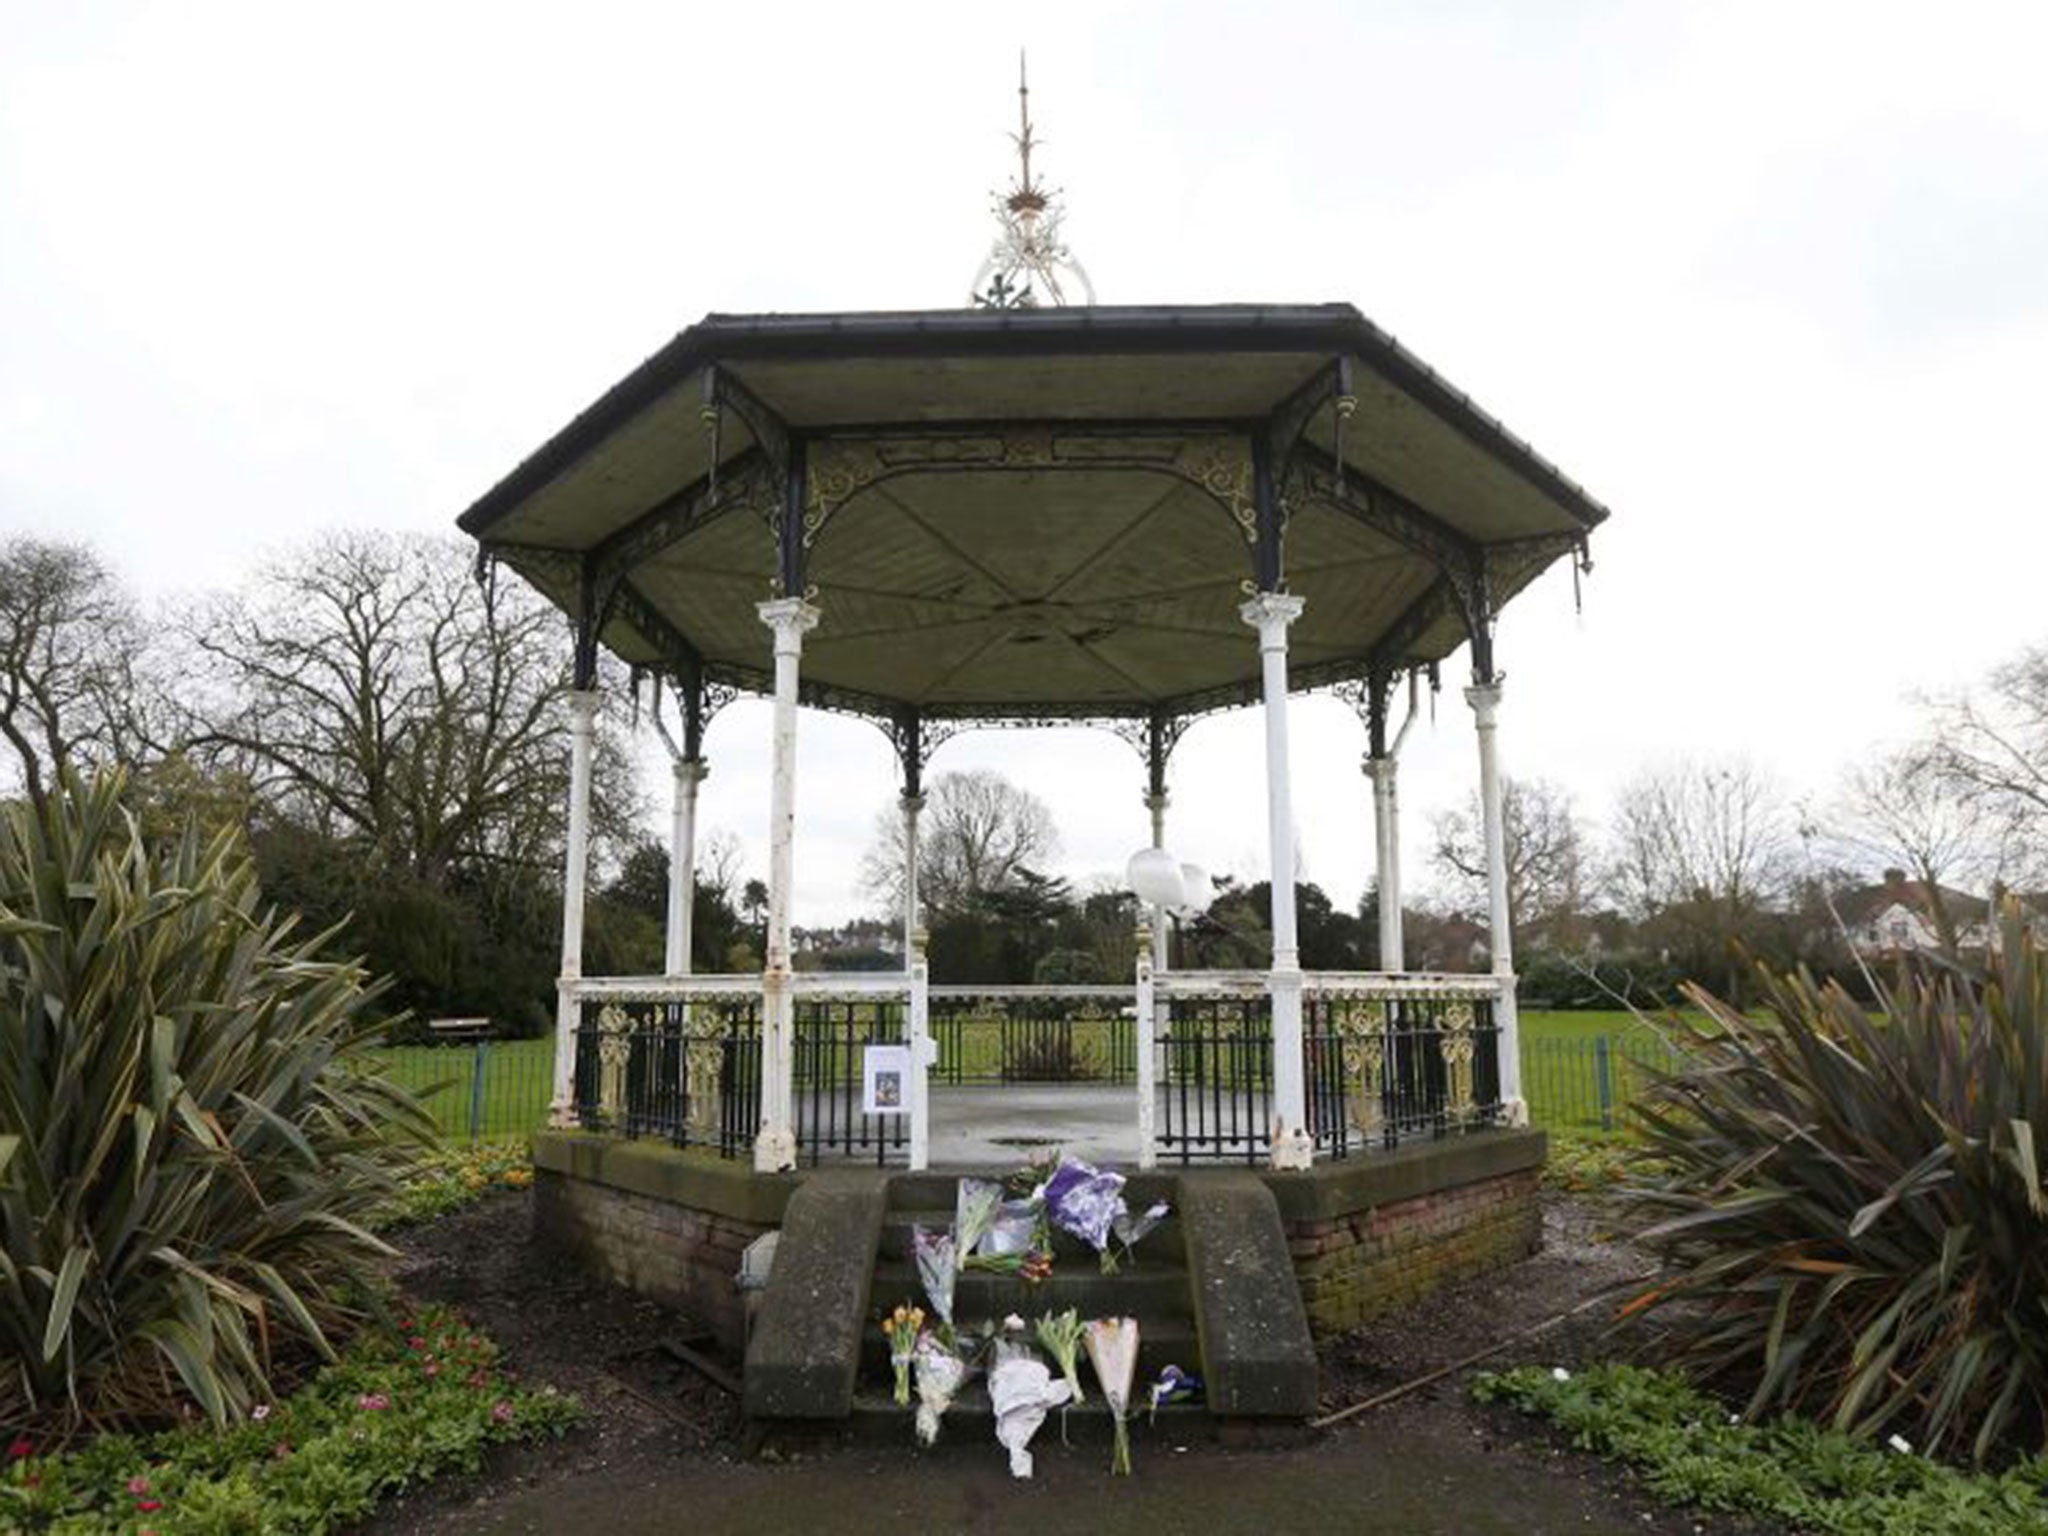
[1126,847,1187,911]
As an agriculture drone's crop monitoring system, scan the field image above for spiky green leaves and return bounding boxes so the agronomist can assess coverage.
[0,771,432,1432]
[1625,909,2048,1462]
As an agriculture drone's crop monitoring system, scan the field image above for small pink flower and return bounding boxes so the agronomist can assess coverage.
[128,1476,152,1495]
[252,1404,271,1422]
[7,1438,32,1461]
[423,1362,441,1378]
[356,1392,391,1412]
[491,1401,514,1424]
[137,1499,164,1513]
[408,1336,427,1350]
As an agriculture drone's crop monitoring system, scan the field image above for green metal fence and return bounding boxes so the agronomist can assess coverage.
[367,1038,554,1143]
[1521,1035,1682,1134]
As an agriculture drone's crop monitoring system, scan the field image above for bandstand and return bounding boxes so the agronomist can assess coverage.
[457,301,1608,1178]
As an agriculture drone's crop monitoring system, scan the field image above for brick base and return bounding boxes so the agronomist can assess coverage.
[1284,1165,1541,1337]
[533,1168,771,1350]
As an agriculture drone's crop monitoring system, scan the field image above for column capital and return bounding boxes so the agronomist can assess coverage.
[1463,677,1504,724]
[1142,789,1170,814]
[1363,754,1397,785]
[673,756,710,785]
[565,688,601,724]
[757,597,821,651]
[900,791,927,816]
[1239,590,1305,644]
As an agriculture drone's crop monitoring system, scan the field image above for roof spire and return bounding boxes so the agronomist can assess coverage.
[971,52,1095,308]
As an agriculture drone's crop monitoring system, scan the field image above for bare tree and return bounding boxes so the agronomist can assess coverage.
[1610,757,1795,997]
[0,537,162,804]
[860,768,1059,919]
[1431,775,1589,957]
[1922,643,2048,889]
[184,531,636,881]
[1828,747,1991,955]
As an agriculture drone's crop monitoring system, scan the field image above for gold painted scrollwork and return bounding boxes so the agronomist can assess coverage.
[1333,999,1389,1139]
[597,1003,634,1124]
[1439,1000,1476,1125]
[682,1005,727,1142]
[1176,439,1258,543]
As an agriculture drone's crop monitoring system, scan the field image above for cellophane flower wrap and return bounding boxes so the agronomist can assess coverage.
[882,1303,923,1407]
[912,1225,956,1331]
[913,1331,971,1446]
[989,1333,1071,1478]
[1111,1200,1171,1271]
[1042,1158,1128,1273]
[955,1177,1004,1257]
[1033,1308,1086,1406]
[1083,1316,1141,1475]
[1147,1363,1201,1421]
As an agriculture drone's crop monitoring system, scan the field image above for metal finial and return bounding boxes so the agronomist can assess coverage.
[970,52,1095,309]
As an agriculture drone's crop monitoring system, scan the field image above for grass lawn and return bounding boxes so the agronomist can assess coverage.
[362,1010,1695,1146]
[366,1037,554,1141]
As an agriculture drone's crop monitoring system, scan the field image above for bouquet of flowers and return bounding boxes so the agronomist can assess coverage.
[955,1177,1004,1262]
[1147,1363,1201,1422]
[912,1225,957,1333]
[1083,1316,1141,1476]
[913,1331,971,1446]
[1042,1158,1128,1273]
[1033,1308,1086,1406]
[989,1320,1071,1478]
[881,1303,923,1407]
[1110,1199,1172,1273]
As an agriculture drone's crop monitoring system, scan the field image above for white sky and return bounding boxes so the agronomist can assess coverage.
[4,0,2045,924]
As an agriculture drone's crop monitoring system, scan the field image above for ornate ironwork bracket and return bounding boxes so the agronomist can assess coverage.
[1108,710,1192,798]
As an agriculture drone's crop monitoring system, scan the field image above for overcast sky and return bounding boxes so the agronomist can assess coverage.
[4,1,2045,925]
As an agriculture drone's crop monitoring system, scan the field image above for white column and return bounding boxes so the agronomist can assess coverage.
[755,597,821,1171]
[665,758,708,977]
[1367,756,1403,971]
[1135,920,1157,1170]
[1241,592,1312,1170]
[1144,789,1170,973]
[900,792,925,965]
[907,926,932,1171]
[1466,679,1526,1124]
[549,689,600,1126]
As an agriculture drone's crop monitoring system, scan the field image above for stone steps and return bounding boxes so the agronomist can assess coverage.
[845,1382,1209,1448]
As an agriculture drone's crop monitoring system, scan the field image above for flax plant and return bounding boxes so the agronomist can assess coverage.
[1625,908,2048,1462]
[0,772,432,1434]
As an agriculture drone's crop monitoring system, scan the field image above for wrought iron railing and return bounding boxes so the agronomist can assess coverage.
[568,974,912,1165]
[1302,975,1504,1159]
[929,986,1137,1085]
[1151,972,1507,1165]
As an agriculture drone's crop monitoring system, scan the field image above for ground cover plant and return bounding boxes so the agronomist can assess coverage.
[1476,1363,2048,1535]
[380,1144,535,1227]
[1,1303,577,1533]
[0,772,432,1433]
[1624,910,2048,1462]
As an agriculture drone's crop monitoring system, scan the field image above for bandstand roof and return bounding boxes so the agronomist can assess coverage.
[457,303,1609,725]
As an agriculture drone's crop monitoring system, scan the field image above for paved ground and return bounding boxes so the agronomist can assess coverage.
[380,1191,1752,1536]
[404,1429,1674,1535]
[924,1084,1141,1166]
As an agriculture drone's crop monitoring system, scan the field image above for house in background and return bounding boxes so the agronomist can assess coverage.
[1838,869,1991,958]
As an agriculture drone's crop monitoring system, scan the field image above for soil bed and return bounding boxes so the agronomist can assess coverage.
[371,1187,1774,1535]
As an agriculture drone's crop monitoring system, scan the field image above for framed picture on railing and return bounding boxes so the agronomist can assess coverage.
[862,1044,912,1116]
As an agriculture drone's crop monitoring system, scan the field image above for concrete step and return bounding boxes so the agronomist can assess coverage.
[869,1258,1193,1320]
[885,1171,1178,1213]
[845,1381,1211,1449]
[877,1210,1185,1266]
[855,1315,1203,1384]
